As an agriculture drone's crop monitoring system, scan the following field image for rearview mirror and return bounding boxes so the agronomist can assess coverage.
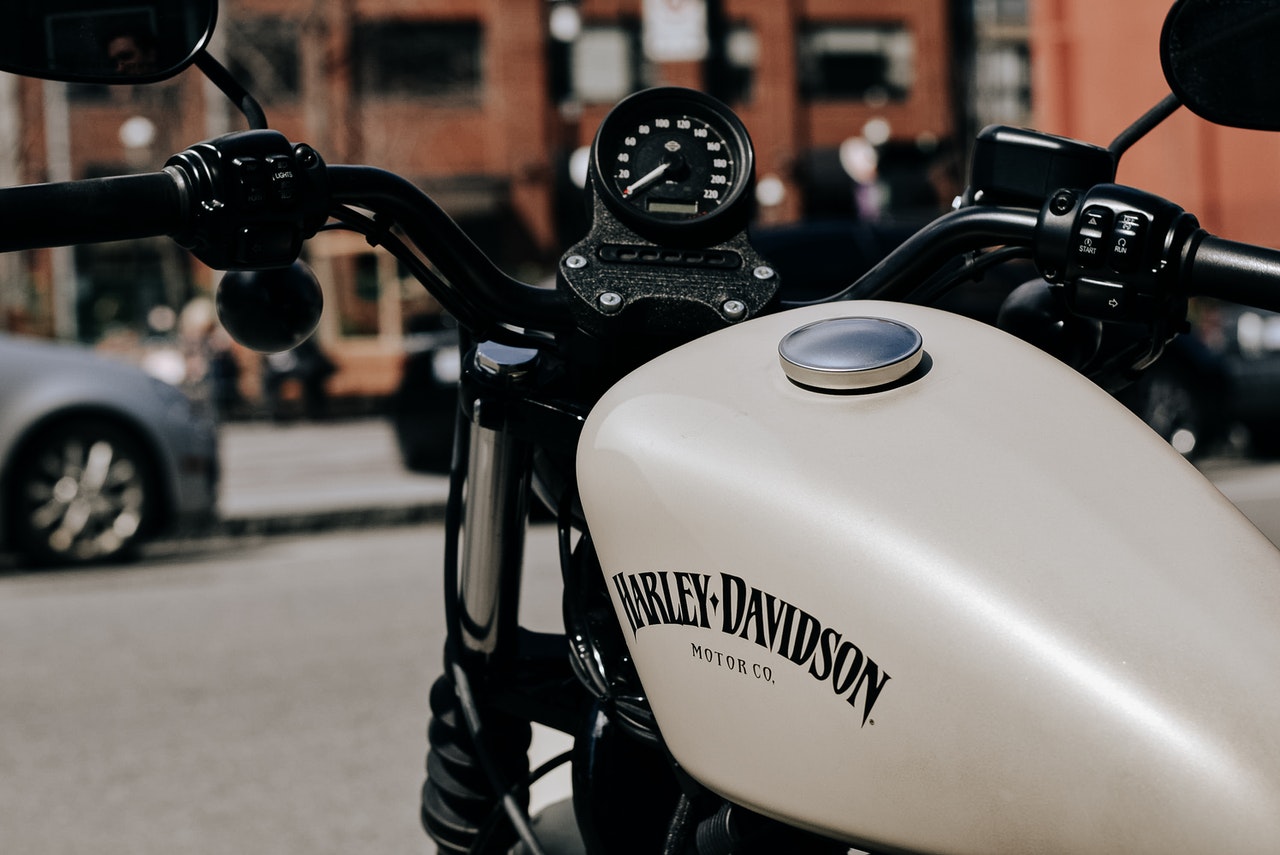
[1161,0,1280,131]
[0,0,216,84]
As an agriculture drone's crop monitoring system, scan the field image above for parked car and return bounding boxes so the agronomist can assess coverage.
[0,333,219,566]
[389,312,461,474]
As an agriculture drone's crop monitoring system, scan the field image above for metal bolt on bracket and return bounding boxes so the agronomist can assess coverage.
[598,292,624,314]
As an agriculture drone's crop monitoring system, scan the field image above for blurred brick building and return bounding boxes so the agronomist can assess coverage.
[5,0,1031,403]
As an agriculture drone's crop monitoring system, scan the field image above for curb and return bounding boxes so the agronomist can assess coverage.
[216,502,449,538]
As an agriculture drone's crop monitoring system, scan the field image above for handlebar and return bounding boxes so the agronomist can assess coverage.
[0,170,186,252]
[326,165,571,333]
[844,206,1041,302]
[1185,233,1280,313]
[5,142,1280,337]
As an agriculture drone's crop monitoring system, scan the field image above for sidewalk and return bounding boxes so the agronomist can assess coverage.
[214,418,451,536]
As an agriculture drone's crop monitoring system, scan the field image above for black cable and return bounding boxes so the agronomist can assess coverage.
[449,660,551,855]
[470,750,575,853]
[327,164,573,333]
[529,749,573,786]
[904,245,1033,305]
[321,208,555,350]
[780,206,1039,306]
[319,210,480,326]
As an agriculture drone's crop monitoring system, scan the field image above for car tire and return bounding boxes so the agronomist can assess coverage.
[8,418,158,565]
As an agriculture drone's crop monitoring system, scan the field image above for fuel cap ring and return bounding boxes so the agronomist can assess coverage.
[779,316,924,392]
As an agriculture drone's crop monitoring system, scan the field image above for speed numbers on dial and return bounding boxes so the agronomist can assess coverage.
[614,115,733,214]
[591,88,754,242]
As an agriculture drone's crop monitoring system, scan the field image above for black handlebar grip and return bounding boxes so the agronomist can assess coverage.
[1187,234,1280,313]
[0,170,186,252]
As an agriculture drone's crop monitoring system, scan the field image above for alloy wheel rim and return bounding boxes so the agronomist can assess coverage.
[26,436,145,559]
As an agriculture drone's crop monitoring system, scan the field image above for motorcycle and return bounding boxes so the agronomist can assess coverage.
[4,1,1280,852]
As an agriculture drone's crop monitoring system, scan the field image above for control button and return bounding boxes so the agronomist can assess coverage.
[232,156,267,209]
[1074,277,1127,319]
[1070,206,1111,268]
[1073,206,1111,269]
[265,155,297,204]
[1109,210,1147,273]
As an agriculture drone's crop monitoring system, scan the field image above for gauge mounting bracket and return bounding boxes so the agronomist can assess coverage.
[558,87,777,338]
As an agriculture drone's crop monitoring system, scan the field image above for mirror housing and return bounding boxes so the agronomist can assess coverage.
[0,0,216,84]
[216,263,325,354]
[1162,0,1280,131]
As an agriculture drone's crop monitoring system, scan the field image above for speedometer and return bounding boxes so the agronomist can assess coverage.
[591,87,755,244]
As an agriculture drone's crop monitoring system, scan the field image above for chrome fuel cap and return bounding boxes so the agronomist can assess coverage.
[779,316,924,391]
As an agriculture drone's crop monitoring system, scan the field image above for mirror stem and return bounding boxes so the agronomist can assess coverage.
[1109,93,1182,161]
[194,52,269,131]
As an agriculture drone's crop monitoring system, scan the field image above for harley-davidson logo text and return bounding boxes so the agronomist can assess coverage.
[610,571,890,725]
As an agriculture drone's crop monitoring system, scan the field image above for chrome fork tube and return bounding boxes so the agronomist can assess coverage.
[456,342,538,665]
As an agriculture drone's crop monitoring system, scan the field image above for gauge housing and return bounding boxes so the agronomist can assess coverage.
[589,87,755,247]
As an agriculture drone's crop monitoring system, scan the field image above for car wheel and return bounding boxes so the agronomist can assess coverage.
[9,419,157,565]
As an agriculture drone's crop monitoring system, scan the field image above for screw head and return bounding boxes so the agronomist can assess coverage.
[598,292,623,314]
[753,265,775,280]
[723,299,747,321]
[565,254,588,269]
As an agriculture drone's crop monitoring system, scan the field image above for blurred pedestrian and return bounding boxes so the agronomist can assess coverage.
[262,336,335,421]
[179,296,244,421]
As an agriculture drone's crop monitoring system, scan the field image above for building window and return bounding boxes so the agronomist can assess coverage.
[353,20,483,100]
[569,23,649,104]
[974,0,1029,26]
[798,23,914,103]
[720,24,758,104]
[223,17,301,103]
[973,42,1030,127]
[75,240,188,342]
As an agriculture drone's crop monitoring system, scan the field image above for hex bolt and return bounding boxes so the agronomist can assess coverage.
[1050,192,1076,216]
[753,265,775,280]
[723,299,747,321]
[598,292,624,314]
[565,255,588,269]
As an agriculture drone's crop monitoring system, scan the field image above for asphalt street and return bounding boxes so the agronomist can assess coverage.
[0,523,574,855]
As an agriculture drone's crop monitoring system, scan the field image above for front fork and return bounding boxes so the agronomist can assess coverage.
[423,341,540,854]
[457,343,538,663]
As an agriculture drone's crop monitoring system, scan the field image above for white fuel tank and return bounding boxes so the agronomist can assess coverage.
[576,301,1280,854]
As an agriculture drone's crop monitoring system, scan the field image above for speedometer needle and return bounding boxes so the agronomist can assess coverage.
[622,162,671,198]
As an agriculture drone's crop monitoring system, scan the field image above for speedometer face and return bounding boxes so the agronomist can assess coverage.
[613,114,733,216]
[591,87,754,243]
